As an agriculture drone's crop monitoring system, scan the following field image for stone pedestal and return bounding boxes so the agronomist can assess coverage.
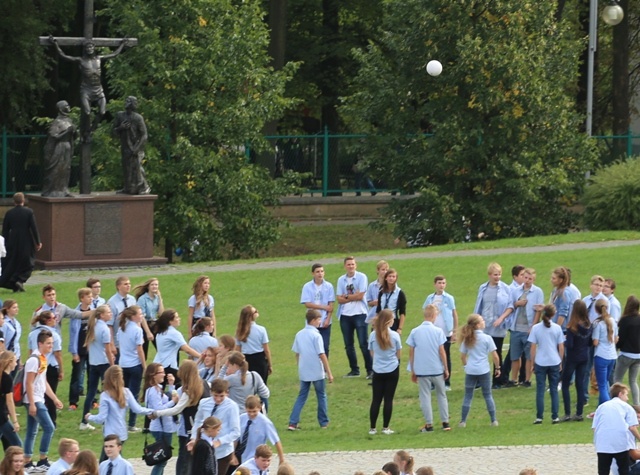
[29,193,167,269]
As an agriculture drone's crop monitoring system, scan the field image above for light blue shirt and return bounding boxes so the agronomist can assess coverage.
[460,331,497,375]
[189,333,218,366]
[88,319,111,366]
[107,293,136,328]
[505,284,545,330]
[422,291,457,333]
[608,294,622,322]
[300,279,335,325]
[236,322,269,355]
[593,319,618,360]
[473,281,511,338]
[191,396,240,459]
[292,324,325,382]
[240,457,268,475]
[91,296,106,309]
[117,320,143,368]
[3,316,21,360]
[237,411,281,464]
[368,329,401,374]
[137,292,161,321]
[528,321,564,367]
[99,456,134,475]
[365,281,383,323]
[188,294,215,320]
[336,271,368,318]
[87,388,154,441]
[406,321,446,376]
[593,397,639,453]
[69,303,89,355]
[550,288,572,329]
[584,293,607,323]
[154,326,187,369]
[46,458,70,475]
[28,325,61,367]
[144,385,177,433]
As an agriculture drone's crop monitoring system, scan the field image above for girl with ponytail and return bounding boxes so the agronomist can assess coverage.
[593,299,618,405]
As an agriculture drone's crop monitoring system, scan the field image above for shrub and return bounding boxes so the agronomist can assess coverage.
[582,156,640,230]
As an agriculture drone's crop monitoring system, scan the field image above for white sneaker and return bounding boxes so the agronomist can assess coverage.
[128,426,141,433]
[368,428,377,435]
[491,420,499,427]
[79,422,95,431]
[381,428,394,435]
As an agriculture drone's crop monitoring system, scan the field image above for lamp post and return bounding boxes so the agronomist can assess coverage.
[586,0,624,137]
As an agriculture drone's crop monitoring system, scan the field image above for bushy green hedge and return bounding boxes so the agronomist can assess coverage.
[582,157,640,230]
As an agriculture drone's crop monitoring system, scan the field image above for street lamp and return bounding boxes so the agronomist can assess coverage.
[586,0,624,136]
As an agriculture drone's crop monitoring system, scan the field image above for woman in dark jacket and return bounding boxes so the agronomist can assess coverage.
[560,300,592,422]
[614,296,640,405]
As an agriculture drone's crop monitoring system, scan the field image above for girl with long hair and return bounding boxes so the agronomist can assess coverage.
[0,446,25,475]
[190,416,221,475]
[0,351,21,447]
[529,304,564,424]
[198,346,218,384]
[134,278,164,358]
[593,299,618,405]
[117,305,146,432]
[215,335,235,377]
[188,317,218,365]
[394,450,415,475]
[28,310,62,426]
[144,363,179,475]
[60,450,98,475]
[459,314,500,427]
[2,300,22,378]
[474,262,511,388]
[368,309,402,435]
[375,269,407,334]
[366,260,389,323]
[80,305,114,431]
[154,309,201,384]
[188,276,215,338]
[561,300,592,421]
[154,360,209,475]
[549,267,572,329]
[218,351,270,412]
[235,305,272,384]
[614,296,640,405]
[84,365,154,462]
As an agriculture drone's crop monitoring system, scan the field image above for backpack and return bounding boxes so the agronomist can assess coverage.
[13,354,39,406]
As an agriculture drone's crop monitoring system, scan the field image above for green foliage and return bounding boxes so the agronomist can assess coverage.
[582,156,640,230]
[94,0,300,260]
[341,0,598,245]
[0,0,74,130]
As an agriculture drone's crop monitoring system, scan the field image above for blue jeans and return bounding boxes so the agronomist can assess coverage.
[289,379,329,427]
[0,420,22,448]
[69,354,88,405]
[594,356,616,405]
[82,363,109,423]
[461,372,496,423]
[561,359,587,416]
[24,401,55,458]
[318,325,332,358]
[122,364,143,427]
[535,363,560,419]
[150,431,173,475]
[339,313,372,374]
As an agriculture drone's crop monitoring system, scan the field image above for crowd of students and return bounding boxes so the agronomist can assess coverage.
[0,256,638,474]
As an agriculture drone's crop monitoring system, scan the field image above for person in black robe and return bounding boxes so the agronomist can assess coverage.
[0,192,42,292]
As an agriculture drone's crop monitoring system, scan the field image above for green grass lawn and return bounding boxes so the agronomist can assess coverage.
[4,230,640,458]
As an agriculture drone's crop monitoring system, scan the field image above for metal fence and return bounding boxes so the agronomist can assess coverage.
[2,126,640,198]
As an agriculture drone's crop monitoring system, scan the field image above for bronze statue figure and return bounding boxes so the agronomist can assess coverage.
[42,100,76,197]
[113,96,150,195]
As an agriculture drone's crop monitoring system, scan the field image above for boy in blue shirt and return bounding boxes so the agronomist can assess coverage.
[300,263,335,357]
[288,310,333,431]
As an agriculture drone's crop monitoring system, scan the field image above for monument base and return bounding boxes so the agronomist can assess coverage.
[29,193,167,270]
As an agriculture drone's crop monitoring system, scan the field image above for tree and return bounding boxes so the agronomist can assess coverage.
[0,0,74,130]
[97,0,299,261]
[342,0,598,245]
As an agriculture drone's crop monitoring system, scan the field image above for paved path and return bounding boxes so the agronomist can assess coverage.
[127,443,596,474]
[27,239,640,287]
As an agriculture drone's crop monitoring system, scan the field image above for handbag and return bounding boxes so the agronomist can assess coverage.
[142,418,172,466]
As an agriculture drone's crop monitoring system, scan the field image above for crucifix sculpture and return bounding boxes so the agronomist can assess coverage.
[39,0,137,194]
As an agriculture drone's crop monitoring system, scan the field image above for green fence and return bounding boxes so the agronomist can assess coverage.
[2,126,639,198]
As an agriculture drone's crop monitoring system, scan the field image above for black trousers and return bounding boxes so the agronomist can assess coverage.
[369,366,400,428]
